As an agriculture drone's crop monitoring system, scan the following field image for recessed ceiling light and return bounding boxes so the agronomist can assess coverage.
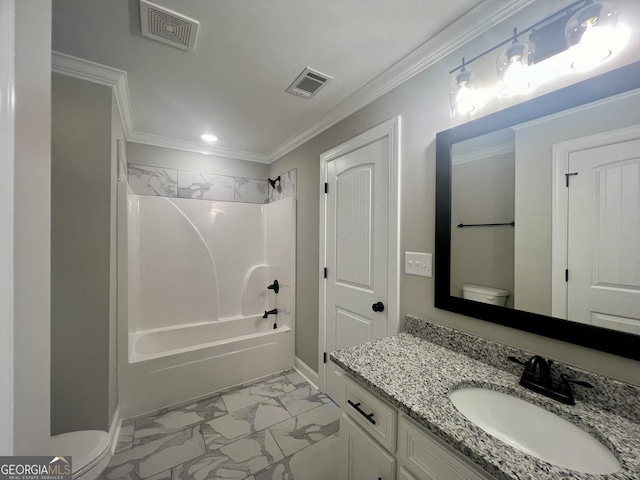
[201,134,218,142]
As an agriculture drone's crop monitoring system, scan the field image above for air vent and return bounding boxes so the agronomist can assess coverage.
[286,68,333,99]
[140,0,199,51]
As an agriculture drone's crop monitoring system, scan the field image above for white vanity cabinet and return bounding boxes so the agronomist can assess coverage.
[397,414,492,480]
[340,412,397,480]
[340,375,494,480]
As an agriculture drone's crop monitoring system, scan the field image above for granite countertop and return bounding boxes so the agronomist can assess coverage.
[330,331,640,480]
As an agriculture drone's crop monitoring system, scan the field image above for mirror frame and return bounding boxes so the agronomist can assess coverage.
[435,60,640,361]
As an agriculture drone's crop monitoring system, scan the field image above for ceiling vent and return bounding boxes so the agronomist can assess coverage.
[286,68,333,99]
[140,0,199,51]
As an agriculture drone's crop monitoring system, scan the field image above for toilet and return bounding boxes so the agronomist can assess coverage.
[44,430,111,480]
[462,284,510,306]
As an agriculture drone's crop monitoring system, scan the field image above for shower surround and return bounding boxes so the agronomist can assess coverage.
[118,182,296,418]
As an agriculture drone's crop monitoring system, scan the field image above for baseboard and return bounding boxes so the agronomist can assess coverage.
[294,357,319,391]
[109,406,122,455]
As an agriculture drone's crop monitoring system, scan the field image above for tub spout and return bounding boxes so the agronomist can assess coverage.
[263,308,278,318]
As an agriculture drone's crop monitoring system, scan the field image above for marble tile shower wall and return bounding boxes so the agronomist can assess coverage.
[128,164,297,205]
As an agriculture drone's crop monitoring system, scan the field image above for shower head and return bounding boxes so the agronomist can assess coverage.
[268,176,281,190]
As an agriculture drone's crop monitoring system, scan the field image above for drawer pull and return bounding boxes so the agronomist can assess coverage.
[347,399,376,424]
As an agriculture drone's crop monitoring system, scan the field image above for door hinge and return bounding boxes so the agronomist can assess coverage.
[565,172,578,187]
[566,269,569,282]
[323,267,327,279]
[324,182,328,194]
[323,352,327,364]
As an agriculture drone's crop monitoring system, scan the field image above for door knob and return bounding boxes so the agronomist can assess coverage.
[372,302,385,312]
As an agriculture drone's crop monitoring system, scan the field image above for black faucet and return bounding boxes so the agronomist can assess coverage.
[521,355,553,390]
[263,308,277,319]
[508,355,593,405]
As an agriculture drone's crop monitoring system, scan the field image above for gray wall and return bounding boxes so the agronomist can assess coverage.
[451,152,515,307]
[270,0,640,383]
[51,73,116,433]
[514,92,640,315]
[127,142,269,180]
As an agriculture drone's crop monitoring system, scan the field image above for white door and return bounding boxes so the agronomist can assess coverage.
[321,118,400,405]
[567,138,640,333]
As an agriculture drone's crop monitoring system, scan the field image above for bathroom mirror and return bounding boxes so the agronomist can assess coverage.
[435,60,640,361]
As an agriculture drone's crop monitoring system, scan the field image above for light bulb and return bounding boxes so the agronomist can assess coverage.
[569,22,630,70]
[201,133,218,142]
[449,60,491,118]
[570,23,612,69]
[565,1,628,70]
[450,68,477,115]
[455,85,476,115]
[501,60,531,96]
[496,36,533,97]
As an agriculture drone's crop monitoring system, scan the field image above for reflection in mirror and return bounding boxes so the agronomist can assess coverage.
[448,89,640,336]
[451,129,515,308]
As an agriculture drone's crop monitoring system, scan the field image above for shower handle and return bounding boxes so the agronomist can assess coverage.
[267,279,280,294]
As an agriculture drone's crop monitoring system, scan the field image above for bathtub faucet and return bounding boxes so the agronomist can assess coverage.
[267,279,279,294]
[263,308,278,318]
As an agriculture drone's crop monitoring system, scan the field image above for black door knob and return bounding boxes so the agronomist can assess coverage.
[372,302,385,312]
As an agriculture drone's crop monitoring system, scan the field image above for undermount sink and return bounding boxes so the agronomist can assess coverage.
[449,387,621,475]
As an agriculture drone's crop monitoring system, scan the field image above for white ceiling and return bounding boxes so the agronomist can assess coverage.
[52,0,527,162]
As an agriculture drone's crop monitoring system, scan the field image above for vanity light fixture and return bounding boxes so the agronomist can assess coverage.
[496,28,535,97]
[448,0,628,117]
[201,133,218,142]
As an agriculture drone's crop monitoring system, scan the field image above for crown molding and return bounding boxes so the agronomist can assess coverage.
[52,51,136,135]
[452,142,514,165]
[267,0,536,162]
[51,51,269,164]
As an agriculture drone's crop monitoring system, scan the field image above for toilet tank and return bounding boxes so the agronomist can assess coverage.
[462,284,510,306]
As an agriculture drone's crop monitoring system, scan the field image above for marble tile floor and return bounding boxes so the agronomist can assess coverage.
[101,370,340,480]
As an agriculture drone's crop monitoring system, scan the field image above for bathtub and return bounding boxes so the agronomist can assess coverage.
[130,315,287,362]
[119,315,294,418]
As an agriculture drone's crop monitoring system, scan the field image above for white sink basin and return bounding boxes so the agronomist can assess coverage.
[449,387,620,474]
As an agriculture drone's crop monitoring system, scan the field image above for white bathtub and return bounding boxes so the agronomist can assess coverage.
[130,315,286,362]
[120,315,293,418]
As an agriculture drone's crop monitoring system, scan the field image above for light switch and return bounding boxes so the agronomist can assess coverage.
[405,252,433,277]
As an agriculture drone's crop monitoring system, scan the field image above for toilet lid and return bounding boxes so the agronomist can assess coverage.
[45,431,110,475]
[462,283,510,297]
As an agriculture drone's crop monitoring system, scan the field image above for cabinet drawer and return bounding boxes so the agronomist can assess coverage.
[344,375,397,453]
[397,414,493,480]
[340,412,396,480]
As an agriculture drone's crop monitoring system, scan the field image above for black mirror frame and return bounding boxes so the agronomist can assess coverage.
[435,60,640,362]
